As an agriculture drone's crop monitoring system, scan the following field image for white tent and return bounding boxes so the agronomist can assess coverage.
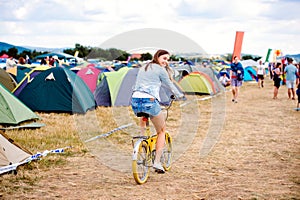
[0,131,31,167]
[240,59,259,68]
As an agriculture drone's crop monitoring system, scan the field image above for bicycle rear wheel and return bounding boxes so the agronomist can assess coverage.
[162,132,172,171]
[132,140,150,184]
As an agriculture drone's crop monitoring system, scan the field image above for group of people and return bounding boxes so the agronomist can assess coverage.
[5,55,31,70]
[40,55,61,67]
[271,57,300,108]
[218,56,299,107]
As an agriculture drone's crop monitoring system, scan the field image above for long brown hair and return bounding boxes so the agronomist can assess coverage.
[145,49,170,71]
[144,49,173,80]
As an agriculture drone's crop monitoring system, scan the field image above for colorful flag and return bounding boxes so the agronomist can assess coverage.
[265,48,272,62]
[232,31,244,62]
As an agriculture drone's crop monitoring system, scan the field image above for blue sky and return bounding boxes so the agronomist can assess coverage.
[1,0,299,57]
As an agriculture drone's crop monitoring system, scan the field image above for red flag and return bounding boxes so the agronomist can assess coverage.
[232,31,244,62]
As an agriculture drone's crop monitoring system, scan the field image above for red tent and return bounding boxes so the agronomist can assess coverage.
[0,54,9,59]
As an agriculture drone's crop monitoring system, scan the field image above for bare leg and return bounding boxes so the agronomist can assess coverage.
[232,86,236,101]
[235,87,239,101]
[273,87,278,99]
[288,88,292,99]
[150,112,166,164]
[291,88,296,99]
[139,118,146,135]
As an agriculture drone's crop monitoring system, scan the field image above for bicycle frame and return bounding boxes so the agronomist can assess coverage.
[132,117,156,162]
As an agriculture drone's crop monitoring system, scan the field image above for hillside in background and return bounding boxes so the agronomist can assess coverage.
[0,42,31,53]
[0,41,66,53]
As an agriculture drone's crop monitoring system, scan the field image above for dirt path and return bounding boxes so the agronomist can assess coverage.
[2,79,299,199]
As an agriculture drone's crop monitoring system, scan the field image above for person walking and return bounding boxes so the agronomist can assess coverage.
[256,60,266,88]
[272,62,282,99]
[230,56,244,103]
[131,49,184,173]
[284,57,298,100]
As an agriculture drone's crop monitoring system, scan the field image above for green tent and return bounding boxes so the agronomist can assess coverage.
[0,84,40,125]
[178,72,215,95]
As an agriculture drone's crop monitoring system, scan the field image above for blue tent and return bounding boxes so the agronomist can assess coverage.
[244,66,257,81]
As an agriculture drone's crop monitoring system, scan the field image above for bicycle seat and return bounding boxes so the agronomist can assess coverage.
[136,112,150,118]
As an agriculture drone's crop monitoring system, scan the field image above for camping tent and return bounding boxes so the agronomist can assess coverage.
[0,84,40,125]
[240,59,259,68]
[194,67,225,94]
[0,68,17,92]
[178,71,215,95]
[94,67,183,106]
[76,64,101,92]
[6,65,34,84]
[0,54,9,59]
[0,130,32,167]
[12,66,50,96]
[15,67,96,114]
[244,66,257,82]
[34,52,75,60]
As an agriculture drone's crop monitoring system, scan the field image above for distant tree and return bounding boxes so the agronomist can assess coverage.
[108,48,123,60]
[7,47,18,58]
[64,48,76,56]
[116,52,130,61]
[170,55,179,61]
[0,50,7,56]
[224,54,232,62]
[242,54,254,60]
[18,50,32,59]
[140,53,152,61]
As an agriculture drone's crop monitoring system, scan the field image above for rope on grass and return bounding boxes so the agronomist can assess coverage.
[84,123,133,143]
[0,146,72,175]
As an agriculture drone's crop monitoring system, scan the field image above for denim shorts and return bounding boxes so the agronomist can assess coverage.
[131,98,161,117]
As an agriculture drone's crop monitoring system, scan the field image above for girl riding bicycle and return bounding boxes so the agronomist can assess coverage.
[131,49,184,173]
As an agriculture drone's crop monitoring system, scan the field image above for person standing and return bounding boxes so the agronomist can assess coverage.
[256,60,266,88]
[296,83,300,110]
[131,49,184,173]
[272,62,282,99]
[284,57,298,100]
[5,55,16,70]
[230,56,244,103]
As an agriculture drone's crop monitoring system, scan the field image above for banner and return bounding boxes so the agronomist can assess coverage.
[232,31,244,62]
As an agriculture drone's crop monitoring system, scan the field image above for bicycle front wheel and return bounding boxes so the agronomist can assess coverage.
[132,140,150,184]
[162,132,172,171]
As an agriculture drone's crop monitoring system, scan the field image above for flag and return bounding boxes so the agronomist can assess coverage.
[265,48,272,62]
[232,31,244,62]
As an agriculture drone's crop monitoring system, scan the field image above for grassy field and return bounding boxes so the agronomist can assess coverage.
[0,78,299,199]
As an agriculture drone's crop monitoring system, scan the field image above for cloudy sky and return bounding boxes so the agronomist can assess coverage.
[1,0,300,57]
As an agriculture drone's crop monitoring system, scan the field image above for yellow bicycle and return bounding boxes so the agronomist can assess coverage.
[131,98,174,184]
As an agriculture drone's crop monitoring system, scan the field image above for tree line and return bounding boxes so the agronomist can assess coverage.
[0,43,261,62]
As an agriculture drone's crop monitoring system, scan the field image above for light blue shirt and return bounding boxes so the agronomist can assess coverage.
[284,64,297,81]
[133,63,183,101]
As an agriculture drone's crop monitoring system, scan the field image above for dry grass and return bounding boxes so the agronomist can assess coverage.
[0,78,299,199]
